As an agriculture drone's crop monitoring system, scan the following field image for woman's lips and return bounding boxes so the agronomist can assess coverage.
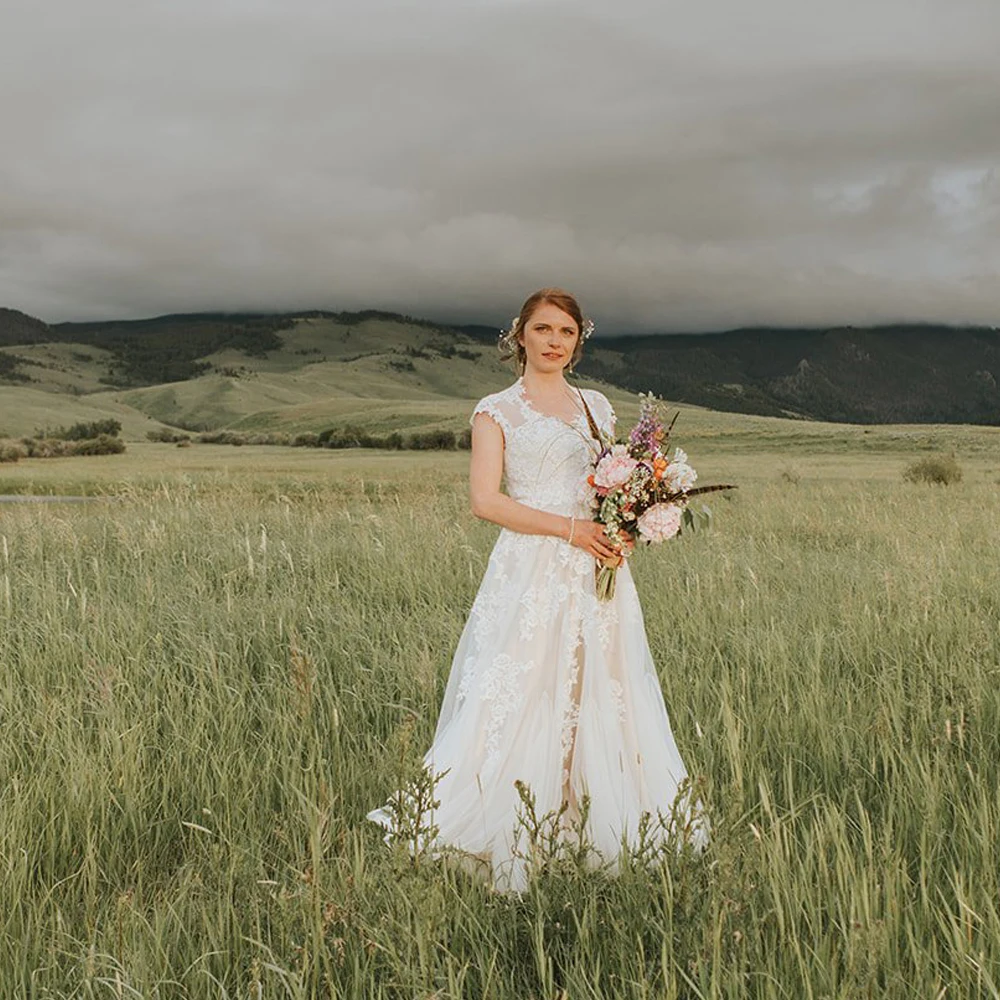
[543,353,563,359]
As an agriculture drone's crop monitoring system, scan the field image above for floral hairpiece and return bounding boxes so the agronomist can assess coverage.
[497,313,595,350]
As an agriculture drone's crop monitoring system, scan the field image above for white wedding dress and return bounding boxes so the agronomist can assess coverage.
[366,376,709,892]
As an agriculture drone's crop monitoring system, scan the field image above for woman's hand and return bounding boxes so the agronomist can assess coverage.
[602,527,636,567]
[570,518,623,561]
[618,529,636,558]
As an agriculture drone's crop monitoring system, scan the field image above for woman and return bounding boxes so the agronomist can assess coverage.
[366,287,709,893]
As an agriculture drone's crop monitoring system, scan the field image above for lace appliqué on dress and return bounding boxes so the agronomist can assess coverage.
[558,619,585,788]
[519,580,570,642]
[469,395,513,440]
[470,567,510,646]
[480,652,535,775]
[608,678,627,722]
[583,590,619,651]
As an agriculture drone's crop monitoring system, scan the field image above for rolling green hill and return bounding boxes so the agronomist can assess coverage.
[111,314,610,433]
[0,311,628,438]
[1,307,998,438]
[0,385,168,440]
[0,342,118,394]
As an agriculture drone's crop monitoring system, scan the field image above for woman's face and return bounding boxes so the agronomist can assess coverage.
[518,302,580,374]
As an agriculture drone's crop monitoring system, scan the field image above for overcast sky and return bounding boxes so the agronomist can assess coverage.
[2,0,999,332]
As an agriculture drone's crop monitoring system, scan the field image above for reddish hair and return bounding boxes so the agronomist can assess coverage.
[500,287,586,374]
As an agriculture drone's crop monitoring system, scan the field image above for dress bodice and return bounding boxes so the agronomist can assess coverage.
[469,377,617,519]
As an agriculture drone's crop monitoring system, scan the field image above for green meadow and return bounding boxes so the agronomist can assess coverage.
[1,371,1000,995]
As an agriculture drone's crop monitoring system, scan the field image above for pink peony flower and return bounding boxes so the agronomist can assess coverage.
[593,444,638,491]
[637,502,683,542]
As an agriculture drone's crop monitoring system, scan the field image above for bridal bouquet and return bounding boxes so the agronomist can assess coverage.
[585,392,736,601]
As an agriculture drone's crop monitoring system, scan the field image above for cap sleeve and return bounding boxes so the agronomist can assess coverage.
[469,394,512,440]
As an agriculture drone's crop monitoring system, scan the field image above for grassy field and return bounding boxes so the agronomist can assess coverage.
[1,419,999,997]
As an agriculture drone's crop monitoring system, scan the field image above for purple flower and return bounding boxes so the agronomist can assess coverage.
[627,392,666,456]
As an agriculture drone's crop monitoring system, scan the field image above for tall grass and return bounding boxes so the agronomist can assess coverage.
[1,464,998,997]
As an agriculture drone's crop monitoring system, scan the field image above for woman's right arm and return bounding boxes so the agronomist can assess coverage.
[468,413,620,561]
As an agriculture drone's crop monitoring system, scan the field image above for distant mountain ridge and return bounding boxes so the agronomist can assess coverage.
[579,325,1000,425]
[0,308,52,344]
[1,307,998,426]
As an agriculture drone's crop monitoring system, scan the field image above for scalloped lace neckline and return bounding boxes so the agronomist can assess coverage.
[514,377,588,430]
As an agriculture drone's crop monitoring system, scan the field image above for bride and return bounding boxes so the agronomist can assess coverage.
[366,287,709,893]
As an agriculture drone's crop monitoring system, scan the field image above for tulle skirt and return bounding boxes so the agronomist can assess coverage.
[366,528,709,893]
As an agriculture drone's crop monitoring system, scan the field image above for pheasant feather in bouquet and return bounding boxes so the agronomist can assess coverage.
[582,391,737,601]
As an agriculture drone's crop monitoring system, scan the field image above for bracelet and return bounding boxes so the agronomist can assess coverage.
[567,516,575,545]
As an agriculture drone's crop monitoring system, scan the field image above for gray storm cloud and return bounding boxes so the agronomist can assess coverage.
[1,0,998,331]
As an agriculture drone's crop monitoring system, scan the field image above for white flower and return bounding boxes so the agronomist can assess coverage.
[663,452,697,492]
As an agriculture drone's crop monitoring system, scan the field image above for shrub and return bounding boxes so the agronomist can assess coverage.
[20,438,73,458]
[0,442,26,463]
[147,428,191,443]
[248,432,290,446]
[70,434,126,456]
[903,453,963,485]
[320,425,380,448]
[16,436,125,458]
[37,418,122,440]
[406,429,456,450]
[197,431,248,446]
[183,424,467,451]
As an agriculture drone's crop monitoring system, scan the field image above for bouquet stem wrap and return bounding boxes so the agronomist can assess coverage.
[596,553,624,601]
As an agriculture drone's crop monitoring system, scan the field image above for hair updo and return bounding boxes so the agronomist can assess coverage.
[498,287,589,375]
